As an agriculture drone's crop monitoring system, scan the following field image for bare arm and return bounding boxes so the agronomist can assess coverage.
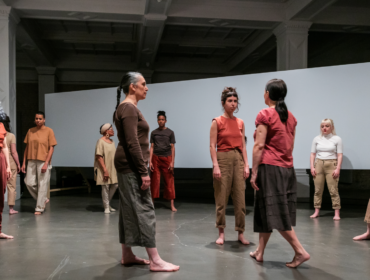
[250,125,268,191]
[149,144,154,171]
[169,144,175,173]
[241,123,250,180]
[21,145,28,173]
[310,153,316,177]
[210,120,221,180]
[41,146,55,173]
[96,155,109,182]
[2,141,11,179]
[333,153,343,179]
[10,143,20,172]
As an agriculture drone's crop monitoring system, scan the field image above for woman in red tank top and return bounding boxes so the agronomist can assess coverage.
[210,87,250,245]
[0,118,13,239]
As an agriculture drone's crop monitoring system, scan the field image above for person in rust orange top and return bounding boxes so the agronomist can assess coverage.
[210,87,250,245]
[0,119,13,239]
[21,111,57,215]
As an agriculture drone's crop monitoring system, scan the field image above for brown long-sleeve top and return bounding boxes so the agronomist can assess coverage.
[114,102,149,177]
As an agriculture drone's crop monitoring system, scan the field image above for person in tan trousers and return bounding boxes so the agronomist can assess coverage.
[210,87,250,245]
[310,119,343,220]
[353,199,370,241]
[0,115,21,215]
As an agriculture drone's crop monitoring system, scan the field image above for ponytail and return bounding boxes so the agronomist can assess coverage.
[265,79,288,123]
[275,99,288,123]
[116,86,122,110]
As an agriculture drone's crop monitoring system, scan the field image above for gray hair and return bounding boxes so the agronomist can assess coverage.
[116,72,143,109]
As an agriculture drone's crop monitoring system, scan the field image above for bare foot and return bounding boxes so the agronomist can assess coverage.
[238,233,250,245]
[286,252,310,268]
[216,236,225,245]
[121,255,150,265]
[353,232,370,241]
[9,209,18,215]
[34,212,42,215]
[250,250,263,262]
[333,216,341,220]
[0,232,14,239]
[310,209,320,218]
[170,200,177,212]
[150,259,180,272]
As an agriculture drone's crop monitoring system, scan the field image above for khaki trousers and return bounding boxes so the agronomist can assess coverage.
[101,183,118,209]
[313,159,341,209]
[6,168,17,205]
[213,150,246,232]
[25,160,52,212]
[365,199,370,224]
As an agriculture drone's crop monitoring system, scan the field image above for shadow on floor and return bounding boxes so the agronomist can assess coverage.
[205,240,255,252]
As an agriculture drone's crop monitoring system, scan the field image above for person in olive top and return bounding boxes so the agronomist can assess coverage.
[149,111,177,212]
[114,72,179,272]
[94,123,118,214]
[0,115,21,215]
[21,111,57,215]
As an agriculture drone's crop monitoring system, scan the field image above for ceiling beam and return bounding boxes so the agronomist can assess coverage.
[286,0,338,21]
[17,19,55,66]
[42,31,135,44]
[224,30,273,73]
[136,0,172,69]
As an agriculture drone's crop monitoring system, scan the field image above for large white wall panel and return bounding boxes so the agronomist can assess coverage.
[46,62,369,169]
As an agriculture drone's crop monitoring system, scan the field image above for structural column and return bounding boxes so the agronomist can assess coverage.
[36,67,56,112]
[0,6,19,131]
[0,5,20,202]
[273,21,312,71]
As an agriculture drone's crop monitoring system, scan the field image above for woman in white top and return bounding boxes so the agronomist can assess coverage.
[310,119,343,220]
[94,123,118,214]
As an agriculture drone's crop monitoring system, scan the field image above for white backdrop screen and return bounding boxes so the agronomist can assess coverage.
[46,62,370,169]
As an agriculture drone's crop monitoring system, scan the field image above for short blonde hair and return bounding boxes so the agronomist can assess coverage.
[320,118,336,136]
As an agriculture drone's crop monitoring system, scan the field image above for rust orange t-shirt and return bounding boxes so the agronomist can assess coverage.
[253,108,297,168]
[213,116,244,153]
[24,126,57,162]
[0,123,7,149]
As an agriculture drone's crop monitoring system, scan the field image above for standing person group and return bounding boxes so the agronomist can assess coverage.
[149,110,177,212]
[22,111,57,215]
[94,123,118,214]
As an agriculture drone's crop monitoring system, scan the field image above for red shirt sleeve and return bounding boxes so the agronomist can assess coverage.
[255,109,270,127]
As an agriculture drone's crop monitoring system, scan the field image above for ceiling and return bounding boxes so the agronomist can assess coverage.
[4,0,370,84]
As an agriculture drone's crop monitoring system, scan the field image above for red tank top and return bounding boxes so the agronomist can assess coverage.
[213,116,243,153]
[0,123,6,149]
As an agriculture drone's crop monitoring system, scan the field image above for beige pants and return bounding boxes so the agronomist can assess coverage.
[365,199,370,224]
[7,168,17,205]
[213,150,246,232]
[101,183,118,209]
[25,160,52,212]
[313,159,341,209]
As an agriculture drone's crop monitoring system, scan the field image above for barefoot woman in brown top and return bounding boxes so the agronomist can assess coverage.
[114,72,179,272]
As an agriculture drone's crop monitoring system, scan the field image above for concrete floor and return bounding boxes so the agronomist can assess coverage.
[0,195,369,280]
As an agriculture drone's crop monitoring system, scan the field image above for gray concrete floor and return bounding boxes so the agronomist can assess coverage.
[0,195,369,280]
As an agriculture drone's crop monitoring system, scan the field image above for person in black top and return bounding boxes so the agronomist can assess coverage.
[149,111,177,212]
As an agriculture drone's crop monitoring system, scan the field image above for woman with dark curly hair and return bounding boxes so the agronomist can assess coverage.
[210,87,250,245]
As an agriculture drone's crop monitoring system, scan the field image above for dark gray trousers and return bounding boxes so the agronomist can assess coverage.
[118,172,156,248]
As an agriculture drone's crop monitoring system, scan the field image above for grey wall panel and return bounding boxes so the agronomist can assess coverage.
[46,62,369,169]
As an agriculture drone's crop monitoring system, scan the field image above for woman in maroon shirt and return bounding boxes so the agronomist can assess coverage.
[250,79,310,268]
